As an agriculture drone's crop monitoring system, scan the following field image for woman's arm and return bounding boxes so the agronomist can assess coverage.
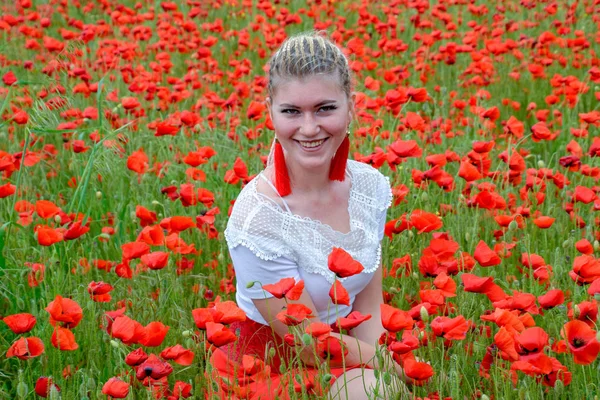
[350,264,385,346]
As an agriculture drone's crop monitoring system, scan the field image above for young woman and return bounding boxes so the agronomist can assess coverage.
[209,32,407,399]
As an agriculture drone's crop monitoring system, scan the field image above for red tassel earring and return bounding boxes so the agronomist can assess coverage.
[273,140,292,196]
[329,135,350,181]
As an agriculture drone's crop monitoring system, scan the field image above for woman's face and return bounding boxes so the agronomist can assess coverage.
[268,74,352,175]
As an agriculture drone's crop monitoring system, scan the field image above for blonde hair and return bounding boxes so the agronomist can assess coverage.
[267,32,352,99]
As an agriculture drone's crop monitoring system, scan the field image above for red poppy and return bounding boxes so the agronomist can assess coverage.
[317,336,348,362]
[127,148,149,174]
[7,336,45,359]
[562,320,600,365]
[172,381,193,398]
[389,330,420,355]
[121,241,151,260]
[45,295,83,328]
[125,348,149,366]
[532,216,555,228]
[160,344,194,365]
[0,182,16,198]
[87,281,113,302]
[433,272,456,297]
[35,200,61,219]
[205,322,238,347]
[35,225,64,246]
[570,255,600,284]
[34,376,60,398]
[140,321,169,347]
[388,139,422,158]
[305,322,332,339]
[51,327,78,351]
[411,210,443,234]
[141,251,169,270]
[403,358,434,385]
[276,304,314,326]
[380,304,414,333]
[494,327,519,361]
[2,313,36,334]
[517,327,549,357]
[327,247,364,278]
[212,300,247,324]
[329,280,350,306]
[262,277,305,300]
[473,240,501,267]
[110,315,147,345]
[102,377,130,399]
[430,315,469,340]
[537,289,564,309]
[335,311,372,331]
[136,206,157,226]
[573,185,597,204]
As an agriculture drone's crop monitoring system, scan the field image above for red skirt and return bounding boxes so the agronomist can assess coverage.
[207,319,368,399]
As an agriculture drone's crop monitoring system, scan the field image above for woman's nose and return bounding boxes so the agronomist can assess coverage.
[299,114,320,136]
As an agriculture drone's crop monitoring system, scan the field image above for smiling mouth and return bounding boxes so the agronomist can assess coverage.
[296,138,328,148]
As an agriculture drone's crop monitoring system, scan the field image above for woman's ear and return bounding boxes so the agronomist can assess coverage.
[348,92,356,121]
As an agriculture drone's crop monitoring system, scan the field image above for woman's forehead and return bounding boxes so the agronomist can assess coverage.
[270,74,348,105]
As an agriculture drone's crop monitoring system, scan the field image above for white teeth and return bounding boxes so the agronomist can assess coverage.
[298,139,325,148]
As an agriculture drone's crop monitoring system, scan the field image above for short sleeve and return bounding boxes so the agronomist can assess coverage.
[230,244,301,300]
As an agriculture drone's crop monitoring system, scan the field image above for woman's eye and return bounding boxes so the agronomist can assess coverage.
[281,109,299,114]
[319,105,337,112]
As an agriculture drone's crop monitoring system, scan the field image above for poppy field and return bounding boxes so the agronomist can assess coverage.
[2,0,600,398]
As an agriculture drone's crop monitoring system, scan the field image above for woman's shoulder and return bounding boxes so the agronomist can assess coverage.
[348,160,392,211]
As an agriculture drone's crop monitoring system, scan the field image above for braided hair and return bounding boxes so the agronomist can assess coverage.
[267,32,352,99]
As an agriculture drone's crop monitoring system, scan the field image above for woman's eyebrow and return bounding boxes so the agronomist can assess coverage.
[278,100,337,108]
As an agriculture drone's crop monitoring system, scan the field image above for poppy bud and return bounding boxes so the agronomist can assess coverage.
[17,382,28,398]
[217,253,225,262]
[596,330,600,343]
[421,192,428,202]
[465,232,470,242]
[594,240,600,252]
[420,306,430,322]
[182,330,193,338]
[481,395,490,400]
[408,230,414,238]
[507,220,518,231]
[96,191,102,199]
[130,211,137,220]
[110,340,120,349]
[562,239,571,249]
[301,333,313,347]
[54,215,62,224]
[537,160,545,168]
[268,347,276,359]
[554,379,564,394]
[246,281,256,289]
[573,305,581,319]
[151,200,160,206]
[321,373,333,384]
[382,371,392,385]
[99,233,111,240]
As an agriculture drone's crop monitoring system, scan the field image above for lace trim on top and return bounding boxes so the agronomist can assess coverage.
[224,160,392,284]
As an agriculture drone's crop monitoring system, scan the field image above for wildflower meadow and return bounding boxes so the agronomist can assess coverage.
[1,0,600,398]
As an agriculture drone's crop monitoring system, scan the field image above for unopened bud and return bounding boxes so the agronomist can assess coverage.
[99,233,111,240]
[48,386,61,400]
[130,211,136,220]
[573,305,581,319]
[16,382,28,398]
[322,373,333,384]
[537,160,545,168]
[54,215,62,224]
[246,281,256,289]
[420,306,430,322]
[408,230,414,238]
[301,333,313,346]
[421,192,429,202]
[95,191,102,199]
[481,395,490,400]
[151,200,161,206]
[182,330,193,338]
[594,240,600,252]
[596,330,600,343]
[508,220,518,231]
[554,379,564,394]
[383,371,392,385]
[465,232,470,242]
[110,340,120,349]
[217,253,225,262]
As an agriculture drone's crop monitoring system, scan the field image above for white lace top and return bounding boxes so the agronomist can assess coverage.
[225,160,393,325]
